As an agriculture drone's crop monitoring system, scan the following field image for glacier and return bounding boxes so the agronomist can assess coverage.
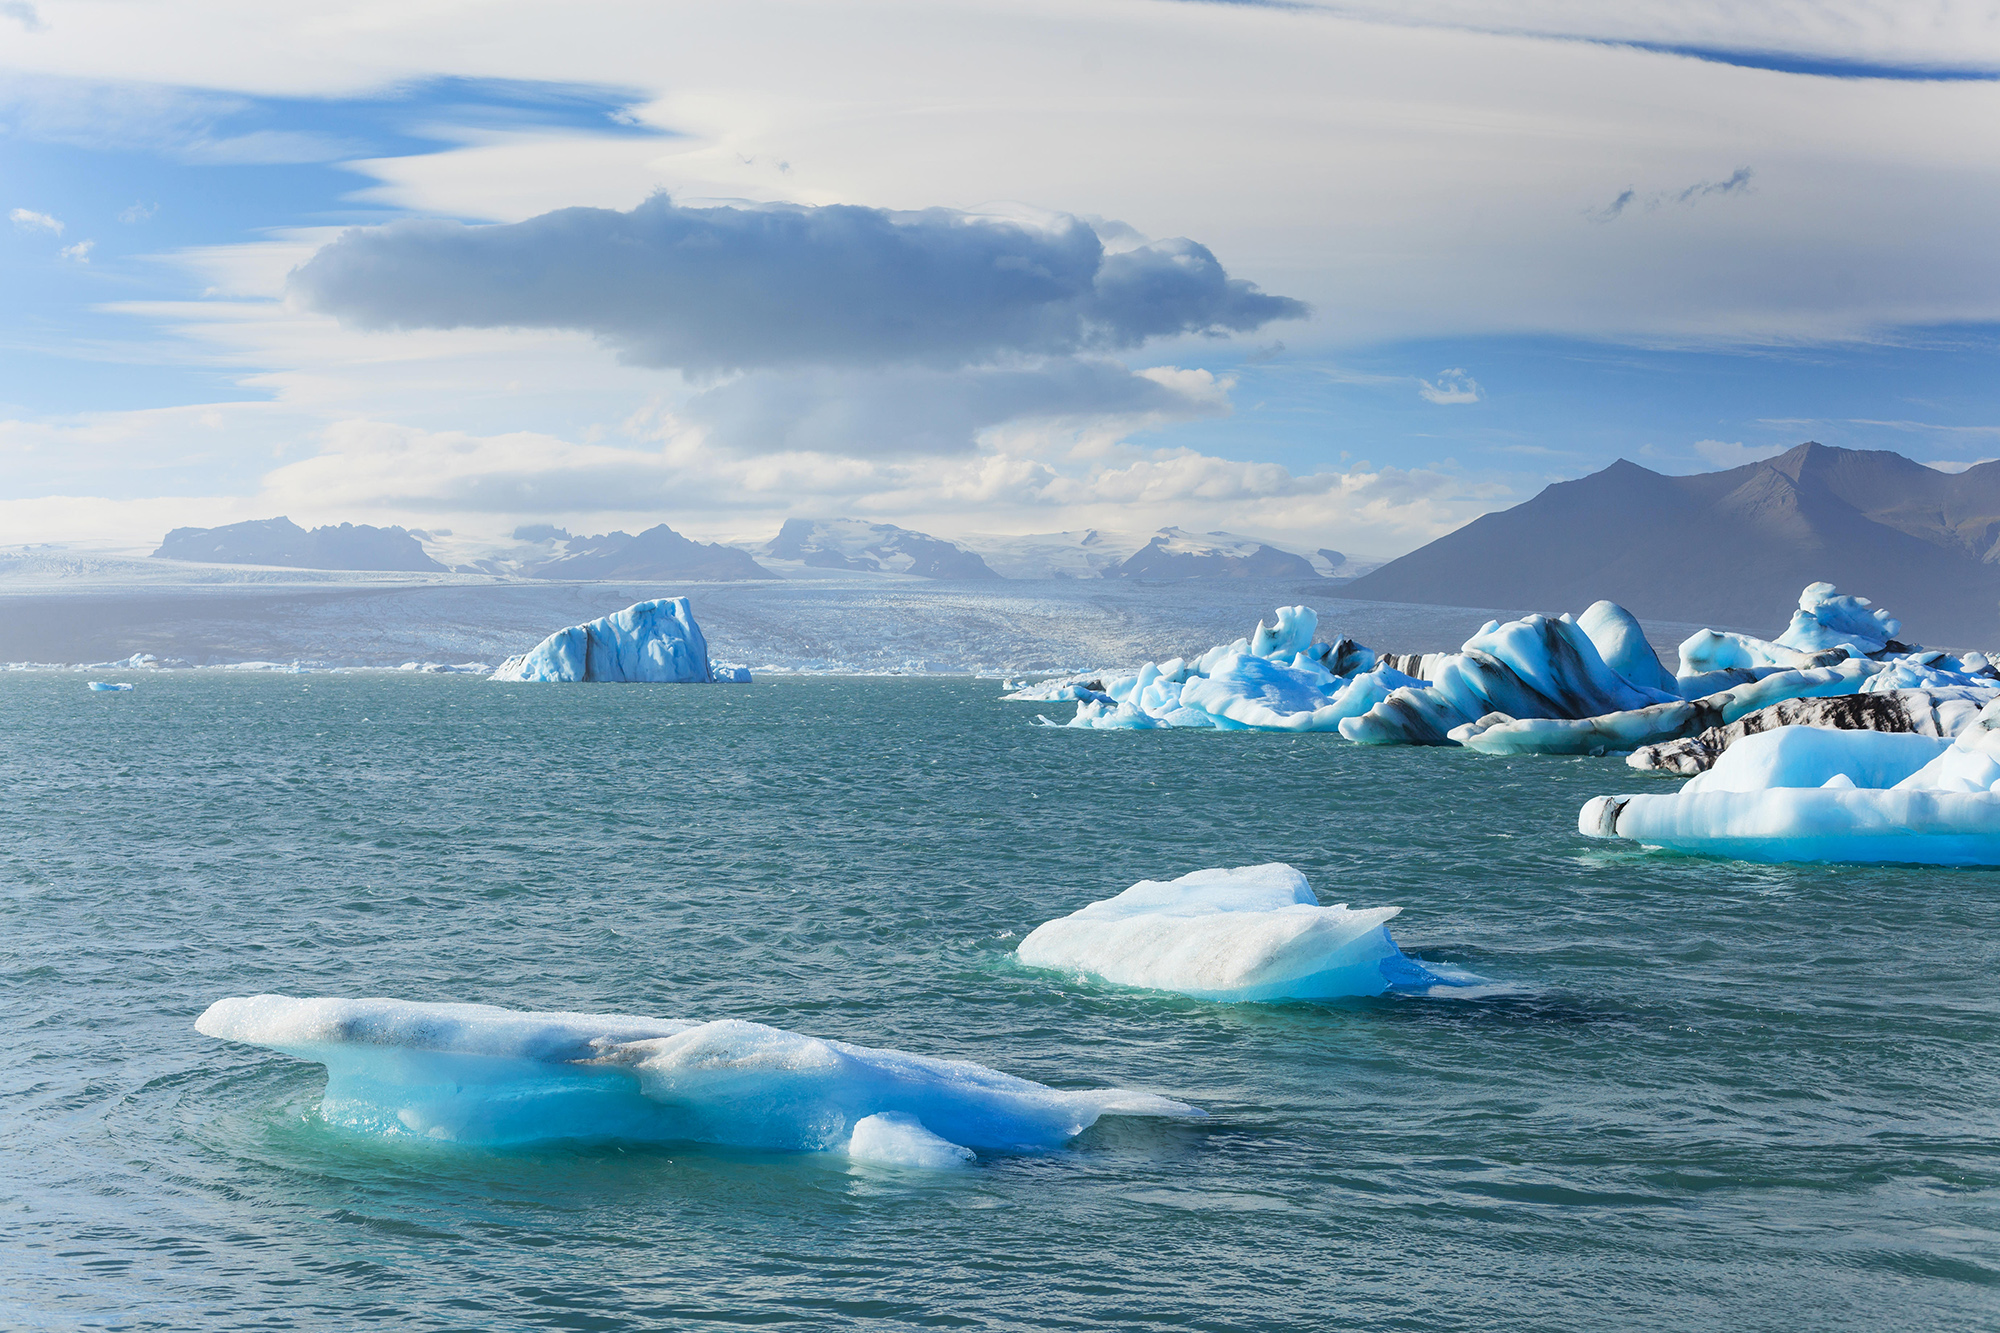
[1038,582,1998,757]
[1579,700,2000,865]
[491,597,749,684]
[1016,863,1462,1003]
[195,995,1197,1160]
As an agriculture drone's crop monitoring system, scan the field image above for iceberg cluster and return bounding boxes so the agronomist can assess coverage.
[1017,863,1458,1003]
[195,995,1196,1161]
[1580,702,2000,865]
[1041,583,1998,757]
[492,597,751,684]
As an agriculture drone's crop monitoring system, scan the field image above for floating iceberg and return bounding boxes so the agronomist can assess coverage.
[1042,583,1994,756]
[1016,863,1460,1002]
[87,681,134,692]
[491,597,748,684]
[195,995,1197,1159]
[1627,687,1999,775]
[1580,703,2000,865]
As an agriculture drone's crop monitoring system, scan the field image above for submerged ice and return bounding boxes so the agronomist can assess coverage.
[195,995,1196,1160]
[1016,863,1458,1002]
[492,597,750,684]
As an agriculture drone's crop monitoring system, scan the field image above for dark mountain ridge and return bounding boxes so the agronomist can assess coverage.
[1340,443,2000,647]
[153,517,445,572]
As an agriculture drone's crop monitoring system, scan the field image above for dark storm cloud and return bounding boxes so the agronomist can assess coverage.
[289,194,1307,374]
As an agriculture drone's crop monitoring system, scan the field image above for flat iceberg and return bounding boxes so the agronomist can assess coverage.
[87,681,134,692]
[1016,863,1460,1002]
[1580,703,2000,865]
[492,597,748,684]
[195,995,1197,1159]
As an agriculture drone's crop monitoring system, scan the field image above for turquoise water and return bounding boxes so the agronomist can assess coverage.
[2,672,1996,1331]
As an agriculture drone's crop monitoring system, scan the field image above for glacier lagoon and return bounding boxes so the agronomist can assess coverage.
[3,670,1997,1331]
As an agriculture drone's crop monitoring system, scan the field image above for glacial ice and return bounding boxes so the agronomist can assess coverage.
[1045,582,1992,758]
[491,597,748,684]
[87,681,134,692]
[1016,863,1459,1003]
[195,995,1197,1158]
[1627,687,1998,775]
[1580,701,2000,865]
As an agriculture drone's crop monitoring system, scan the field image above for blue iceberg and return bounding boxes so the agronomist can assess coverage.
[1580,702,2000,865]
[87,681,134,692]
[1016,863,1462,1003]
[195,996,1197,1161]
[491,597,747,684]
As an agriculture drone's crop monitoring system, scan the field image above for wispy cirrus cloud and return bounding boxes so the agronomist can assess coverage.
[1591,167,1753,222]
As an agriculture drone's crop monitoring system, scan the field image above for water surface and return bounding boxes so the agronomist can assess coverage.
[2,673,1994,1330]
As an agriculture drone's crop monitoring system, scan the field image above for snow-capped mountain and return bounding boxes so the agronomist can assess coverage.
[755,519,999,580]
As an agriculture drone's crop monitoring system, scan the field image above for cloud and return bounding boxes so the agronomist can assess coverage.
[289,194,1307,376]
[1925,457,1998,474]
[1591,167,1753,221]
[59,239,94,263]
[681,360,1228,457]
[118,202,159,224]
[1418,368,1482,404]
[0,1,43,33]
[10,207,63,234]
[1693,438,1788,468]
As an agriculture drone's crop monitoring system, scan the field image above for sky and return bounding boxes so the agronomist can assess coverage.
[2,0,1998,558]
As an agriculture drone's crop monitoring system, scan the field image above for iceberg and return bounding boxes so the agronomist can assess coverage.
[1627,686,1999,775]
[195,996,1197,1159]
[87,681,134,692]
[1580,703,2000,865]
[1043,582,1987,755]
[491,597,748,684]
[1016,863,1460,1003]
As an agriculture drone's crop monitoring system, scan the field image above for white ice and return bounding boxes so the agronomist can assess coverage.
[1016,863,1457,1002]
[195,995,1197,1158]
[491,597,746,684]
[1580,701,2000,864]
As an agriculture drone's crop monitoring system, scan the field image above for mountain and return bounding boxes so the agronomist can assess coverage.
[153,517,446,572]
[1339,443,2000,646]
[528,524,777,580]
[1109,527,1320,580]
[758,519,999,579]
[956,529,1147,579]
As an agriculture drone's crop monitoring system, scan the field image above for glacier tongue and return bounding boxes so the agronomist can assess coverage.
[195,996,1198,1156]
[491,597,745,684]
[1017,863,1460,1003]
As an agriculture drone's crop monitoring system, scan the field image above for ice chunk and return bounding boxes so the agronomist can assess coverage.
[1456,658,1885,757]
[1576,600,1678,695]
[1341,613,1675,746]
[1581,707,2000,864]
[846,1111,974,1169]
[195,996,1197,1152]
[492,597,746,684]
[1775,582,1901,655]
[1628,686,1997,775]
[87,681,134,692]
[1017,863,1458,1003]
